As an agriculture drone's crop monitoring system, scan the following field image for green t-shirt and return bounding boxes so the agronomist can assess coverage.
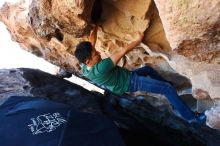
[82,58,131,95]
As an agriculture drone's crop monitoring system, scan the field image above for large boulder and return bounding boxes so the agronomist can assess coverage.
[154,0,220,63]
[1,68,220,145]
[0,0,220,129]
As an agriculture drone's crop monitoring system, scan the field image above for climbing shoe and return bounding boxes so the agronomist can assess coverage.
[189,112,206,124]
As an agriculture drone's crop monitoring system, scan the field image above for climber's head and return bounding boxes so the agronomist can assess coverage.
[75,41,101,67]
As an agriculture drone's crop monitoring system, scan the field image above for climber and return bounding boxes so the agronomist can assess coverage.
[74,26,206,124]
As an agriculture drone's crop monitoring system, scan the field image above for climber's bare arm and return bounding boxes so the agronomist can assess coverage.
[110,32,144,66]
[89,25,98,47]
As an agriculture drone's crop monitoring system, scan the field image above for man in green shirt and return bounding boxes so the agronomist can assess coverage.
[74,26,205,124]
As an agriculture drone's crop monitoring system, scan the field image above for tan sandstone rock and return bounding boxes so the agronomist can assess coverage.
[154,0,220,63]
[152,0,220,129]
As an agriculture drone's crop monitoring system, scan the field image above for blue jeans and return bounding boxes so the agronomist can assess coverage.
[127,66,195,121]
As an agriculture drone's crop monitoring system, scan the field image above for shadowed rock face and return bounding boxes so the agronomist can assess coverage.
[0,0,220,129]
[1,68,220,146]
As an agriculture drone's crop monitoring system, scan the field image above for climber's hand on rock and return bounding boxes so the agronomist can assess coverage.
[137,31,144,41]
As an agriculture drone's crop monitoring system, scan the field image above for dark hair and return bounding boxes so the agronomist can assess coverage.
[74,41,92,63]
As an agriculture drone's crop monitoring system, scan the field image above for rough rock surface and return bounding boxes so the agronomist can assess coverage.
[153,0,220,100]
[0,0,81,73]
[29,0,94,38]
[0,0,220,129]
[1,68,220,145]
[154,0,220,63]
